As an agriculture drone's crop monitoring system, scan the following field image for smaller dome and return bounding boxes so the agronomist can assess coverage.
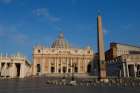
[51,33,70,48]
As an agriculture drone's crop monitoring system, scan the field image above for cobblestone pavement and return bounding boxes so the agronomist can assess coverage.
[0,77,140,93]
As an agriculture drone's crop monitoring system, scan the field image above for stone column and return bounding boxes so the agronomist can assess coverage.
[20,63,25,78]
[84,59,87,73]
[41,55,45,75]
[32,55,36,75]
[61,58,63,73]
[56,58,59,73]
[71,58,72,73]
[126,64,129,77]
[48,58,50,73]
[66,58,68,73]
[134,64,137,77]
[122,62,126,77]
[55,58,57,73]
[9,63,17,78]
[78,58,80,73]
[1,63,7,77]
[0,62,1,73]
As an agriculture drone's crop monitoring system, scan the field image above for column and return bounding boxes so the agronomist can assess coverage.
[33,56,36,75]
[55,58,57,73]
[41,55,45,74]
[20,63,25,78]
[134,64,137,77]
[56,58,59,73]
[78,58,80,73]
[48,58,50,73]
[66,58,68,73]
[70,58,72,73]
[122,63,126,77]
[84,59,87,72]
[126,64,129,77]
[61,58,63,73]
[1,63,7,77]
[0,62,1,73]
[9,63,17,78]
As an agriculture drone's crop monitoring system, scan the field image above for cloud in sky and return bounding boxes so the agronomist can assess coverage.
[0,0,14,4]
[32,8,48,16]
[0,24,29,45]
[122,24,133,30]
[32,8,60,22]
[103,27,108,34]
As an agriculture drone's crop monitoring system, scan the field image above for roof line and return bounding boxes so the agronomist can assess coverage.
[110,42,140,48]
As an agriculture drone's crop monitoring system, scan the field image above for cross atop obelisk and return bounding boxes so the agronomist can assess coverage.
[97,15,108,82]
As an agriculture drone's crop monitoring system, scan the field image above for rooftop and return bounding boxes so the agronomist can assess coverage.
[110,42,140,49]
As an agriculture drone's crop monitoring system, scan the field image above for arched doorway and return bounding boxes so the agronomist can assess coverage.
[63,67,66,73]
[74,66,78,73]
[36,64,40,75]
[16,63,20,77]
[37,64,40,72]
[51,67,55,73]
[87,64,91,73]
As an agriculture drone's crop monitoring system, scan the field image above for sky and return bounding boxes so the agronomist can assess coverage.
[0,0,140,61]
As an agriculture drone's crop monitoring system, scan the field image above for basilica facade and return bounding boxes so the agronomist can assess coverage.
[32,33,94,76]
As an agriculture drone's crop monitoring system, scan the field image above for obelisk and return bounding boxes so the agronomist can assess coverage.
[97,15,108,82]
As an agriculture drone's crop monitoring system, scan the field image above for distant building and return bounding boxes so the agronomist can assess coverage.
[0,53,31,78]
[106,42,140,77]
[32,33,94,77]
[105,42,140,61]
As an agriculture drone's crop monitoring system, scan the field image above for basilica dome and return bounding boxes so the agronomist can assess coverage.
[51,33,70,48]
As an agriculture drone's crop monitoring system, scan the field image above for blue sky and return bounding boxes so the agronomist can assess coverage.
[0,0,140,61]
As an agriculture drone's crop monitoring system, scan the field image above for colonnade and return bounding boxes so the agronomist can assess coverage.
[122,62,140,77]
[46,58,88,74]
[0,62,29,78]
[34,57,91,75]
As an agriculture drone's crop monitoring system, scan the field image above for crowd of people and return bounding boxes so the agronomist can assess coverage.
[45,76,140,88]
[0,75,140,88]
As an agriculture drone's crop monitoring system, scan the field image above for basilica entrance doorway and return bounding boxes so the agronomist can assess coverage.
[63,67,66,73]
[51,67,55,73]
[87,64,91,73]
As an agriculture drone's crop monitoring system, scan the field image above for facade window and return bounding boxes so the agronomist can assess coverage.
[75,50,78,53]
[88,50,90,54]
[52,49,55,52]
[38,49,41,53]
